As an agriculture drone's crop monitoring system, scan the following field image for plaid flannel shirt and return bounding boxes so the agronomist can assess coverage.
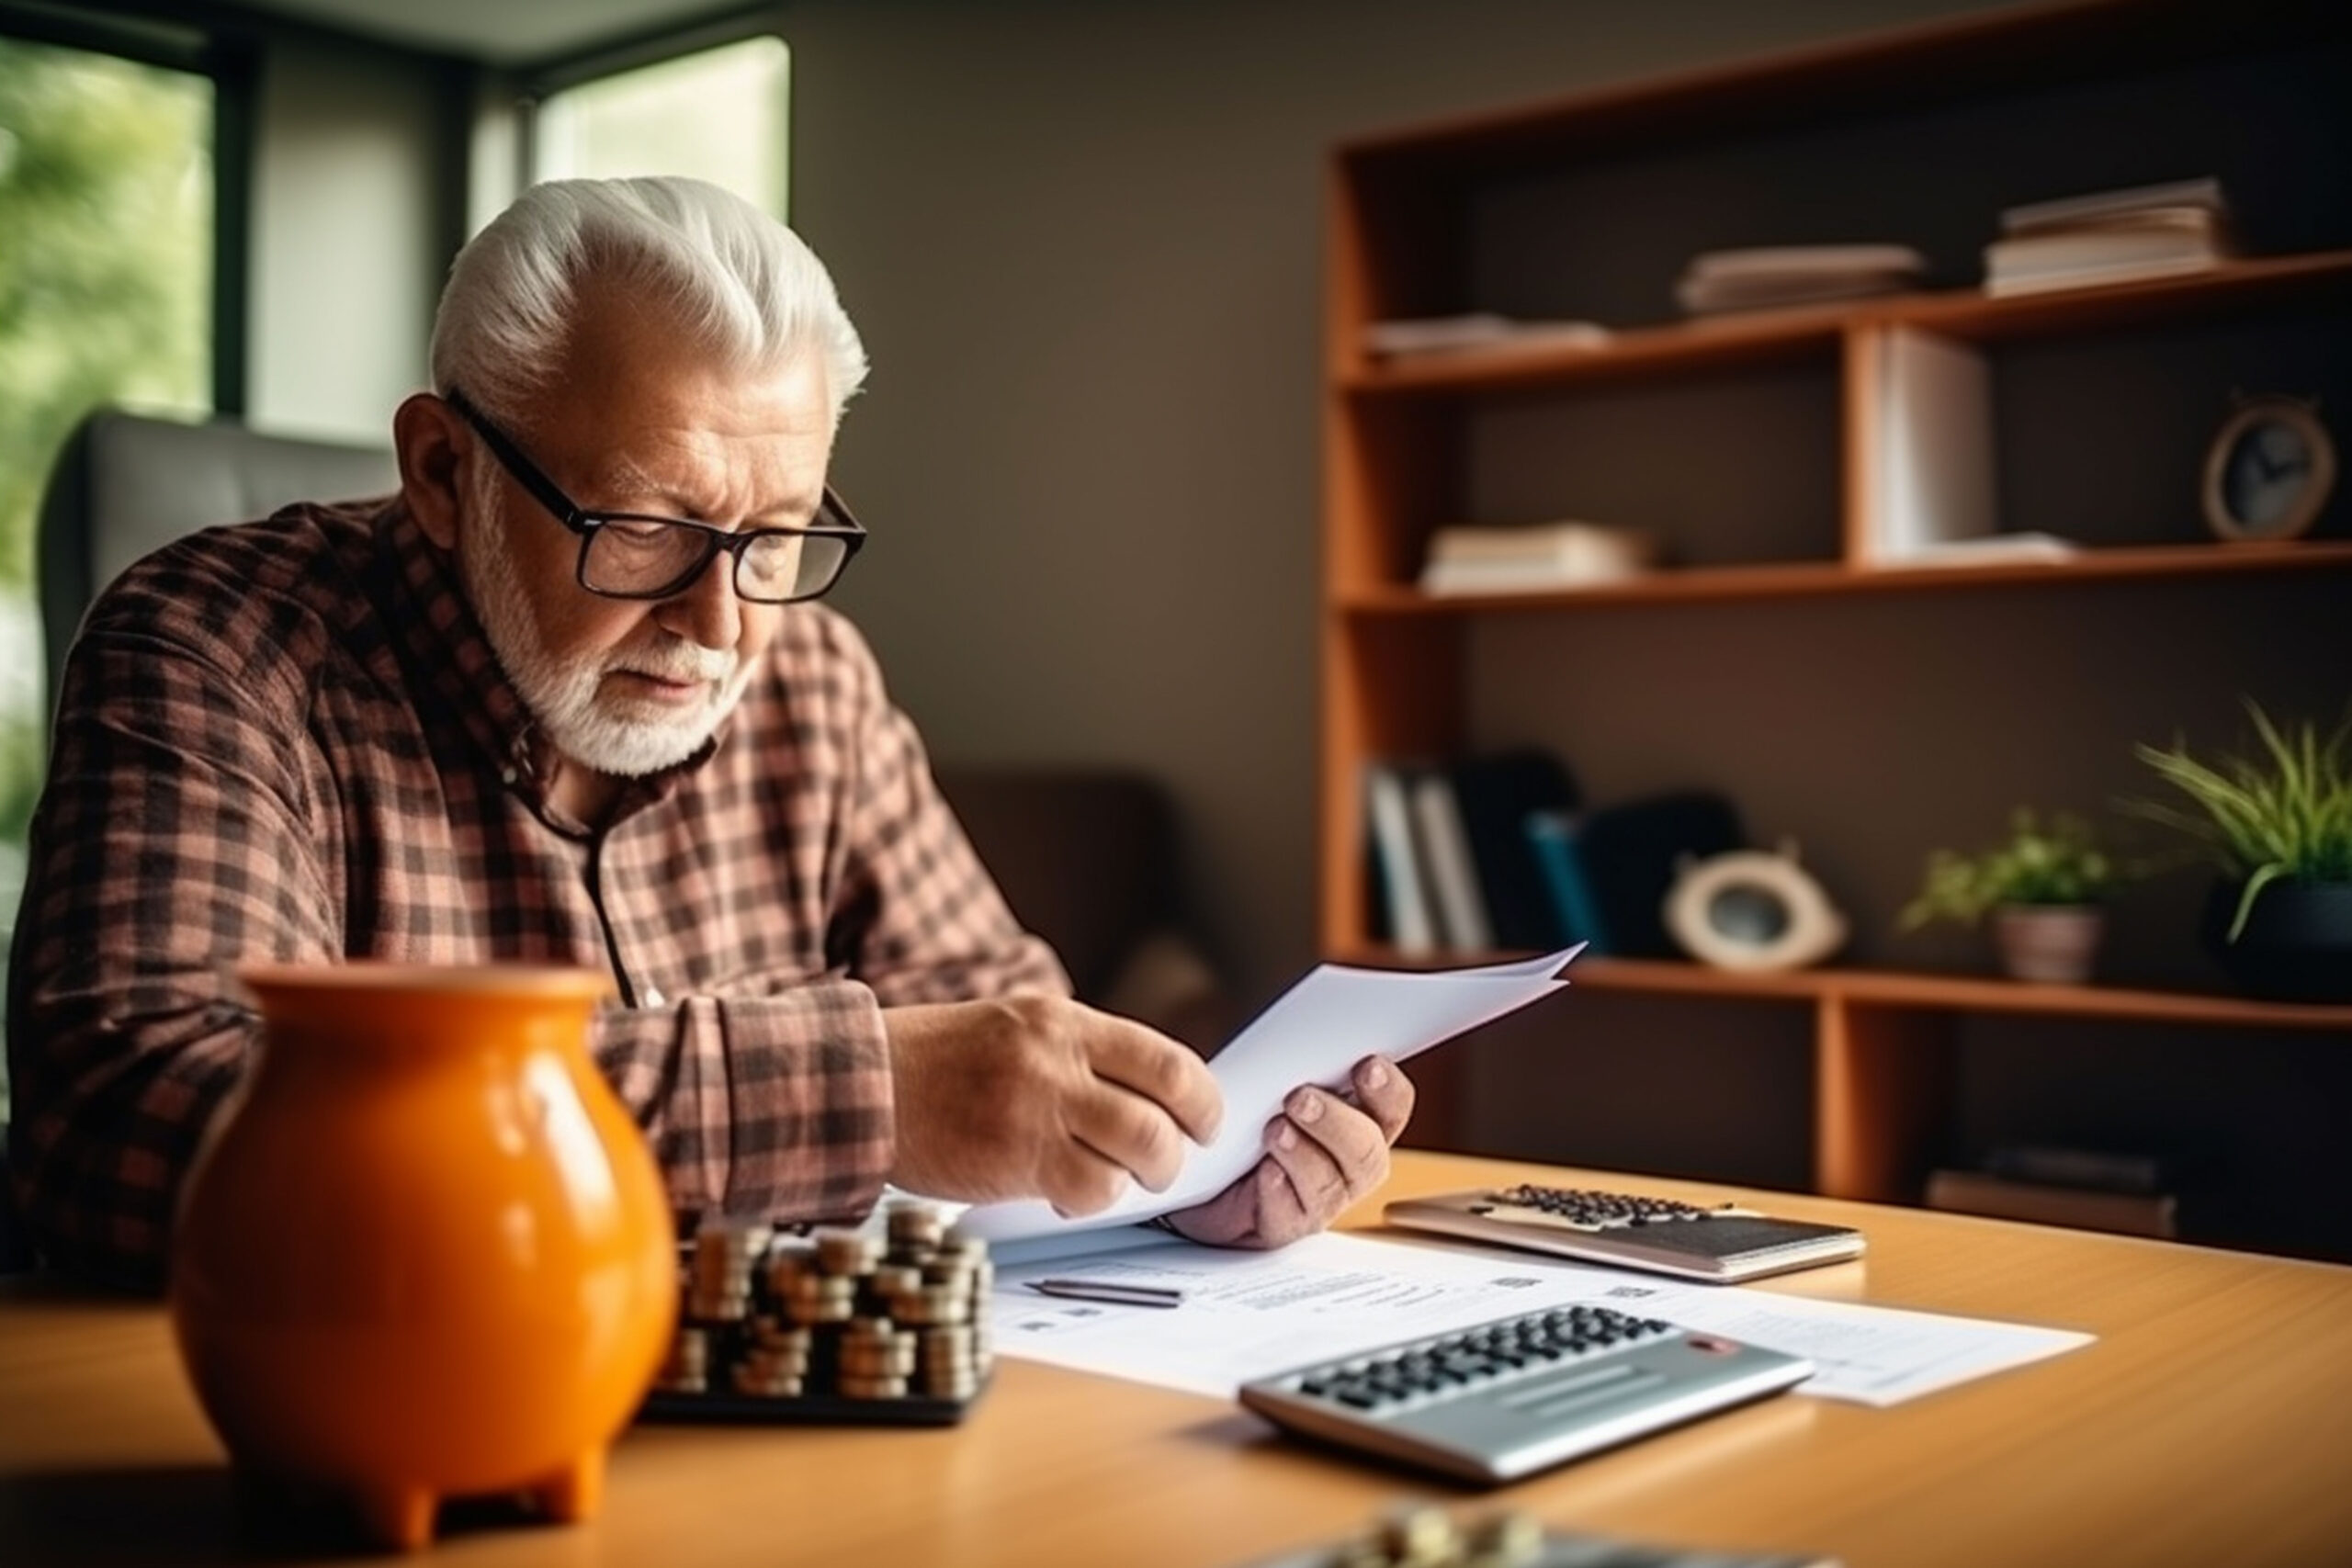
[6,498,1068,1289]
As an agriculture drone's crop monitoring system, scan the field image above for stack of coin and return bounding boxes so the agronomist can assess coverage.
[1321,1504,1546,1568]
[649,1201,994,1409]
[685,1222,770,1323]
[653,1326,710,1396]
[731,1317,812,1397]
[836,1316,917,1399]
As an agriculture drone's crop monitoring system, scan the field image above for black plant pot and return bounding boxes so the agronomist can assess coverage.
[2200,879,2352,1003]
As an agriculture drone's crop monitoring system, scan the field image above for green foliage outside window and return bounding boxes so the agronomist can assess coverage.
[0,35,213,1115]
[0,36,211,795]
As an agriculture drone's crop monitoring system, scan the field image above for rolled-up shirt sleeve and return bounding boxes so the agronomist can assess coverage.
[591,987,894,1227]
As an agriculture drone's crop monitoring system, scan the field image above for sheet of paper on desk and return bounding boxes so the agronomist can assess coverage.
[987,1230,2092,1407]
[956,945,1584,1246]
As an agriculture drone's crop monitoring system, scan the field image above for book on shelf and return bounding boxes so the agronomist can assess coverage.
[1926,1168,2179,1239]
[1408,770,1494,954]
[1573,792,1747,959]
[1524,809,1611,955]
[1884,531,2080,568]
[1865,325,1999,566]
[1452,749,1582,952]
[1419,522,1661,595]
[1371,752,1586,957]
[1363,761,1437,958]
[1984,176,2236,297]
[1363,313,1612,357]
[1997,175,2226,236]
[1676,243,1926,315]
[1527,792,1748,959]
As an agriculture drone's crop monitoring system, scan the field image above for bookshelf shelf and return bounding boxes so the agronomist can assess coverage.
[1344,252,2352,399]
[1335,540,2352,613]
[1318,0,2352,1253]
[1334,948,2352,1032]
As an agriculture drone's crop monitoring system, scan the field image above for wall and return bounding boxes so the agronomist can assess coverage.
[784,0,2018,1009]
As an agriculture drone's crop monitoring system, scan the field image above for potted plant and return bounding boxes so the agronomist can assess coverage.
[1899,809,2123,985]
[2132,702,2352,1002]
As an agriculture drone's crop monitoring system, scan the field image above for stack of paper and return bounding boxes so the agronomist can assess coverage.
[1676,244,1926,315]
[1419,521,1660,594]
[1984,177,2234,296]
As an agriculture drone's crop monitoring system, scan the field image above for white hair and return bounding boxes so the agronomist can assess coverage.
[430,176,868,433]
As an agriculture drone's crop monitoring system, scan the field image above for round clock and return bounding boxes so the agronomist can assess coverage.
[2201,395,2336,543]
[1663,843,1848,974]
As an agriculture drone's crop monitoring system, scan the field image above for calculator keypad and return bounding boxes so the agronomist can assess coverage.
[1484,1184,1731,1231]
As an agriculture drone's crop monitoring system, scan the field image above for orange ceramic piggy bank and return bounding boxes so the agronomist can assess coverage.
[169,964,677,1551]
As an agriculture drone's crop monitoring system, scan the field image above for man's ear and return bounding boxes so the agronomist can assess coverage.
[394,391,468,550]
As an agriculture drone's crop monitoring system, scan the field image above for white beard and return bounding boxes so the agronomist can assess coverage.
[458,476,753,778]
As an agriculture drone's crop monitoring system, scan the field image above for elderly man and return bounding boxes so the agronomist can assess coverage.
[6,176,1411,1289]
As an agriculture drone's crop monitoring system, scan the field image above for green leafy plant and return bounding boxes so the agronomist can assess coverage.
[1899,809,2121,931]
[2131,702,2352,942]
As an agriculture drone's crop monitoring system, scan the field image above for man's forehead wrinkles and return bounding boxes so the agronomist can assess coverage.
[582,451,669,499]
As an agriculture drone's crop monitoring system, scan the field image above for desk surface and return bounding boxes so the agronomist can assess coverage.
[6,1151,2351,1568]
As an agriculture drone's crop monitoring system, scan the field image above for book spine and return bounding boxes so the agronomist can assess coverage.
[1522,810,1610,954]
[1410,771,1493,953]
[1364,761,1437,957]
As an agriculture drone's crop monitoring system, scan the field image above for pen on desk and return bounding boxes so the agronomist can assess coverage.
[1024,1278,1186,1308]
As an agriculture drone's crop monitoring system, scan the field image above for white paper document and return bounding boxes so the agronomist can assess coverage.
[989,1230,2091,1407]
[957,946,1583,1245]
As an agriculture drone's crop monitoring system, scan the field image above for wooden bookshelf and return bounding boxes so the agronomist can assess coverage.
[1318,0,2352,1251]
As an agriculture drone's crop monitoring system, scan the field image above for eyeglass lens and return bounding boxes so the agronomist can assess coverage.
[582,521,852,604]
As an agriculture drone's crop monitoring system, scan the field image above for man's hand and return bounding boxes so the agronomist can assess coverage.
[884,996,1222,1215]
[1161,1055,1414,1249]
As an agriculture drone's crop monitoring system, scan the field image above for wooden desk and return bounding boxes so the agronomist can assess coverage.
[6,1152,2350,1567]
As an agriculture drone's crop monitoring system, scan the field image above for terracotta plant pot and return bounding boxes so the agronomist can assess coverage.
[2202,880,2352,1003]
[169,964,676,1551]
[1990,904,2104,985]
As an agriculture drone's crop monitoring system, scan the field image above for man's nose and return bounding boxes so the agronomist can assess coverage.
[655,547,743,650]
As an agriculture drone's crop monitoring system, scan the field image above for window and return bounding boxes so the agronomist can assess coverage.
[530,35,790,218]
[0,28,216,1117]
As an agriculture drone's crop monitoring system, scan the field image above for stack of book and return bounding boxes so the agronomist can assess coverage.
[1363,760,1749,963]
[1362,751,1580,958]
[1983,177,2234,297]
[1363,314,1612,357]
[1927,1145,2178,1239]
[1675,244,1926,315]
[1419,522,1661,595]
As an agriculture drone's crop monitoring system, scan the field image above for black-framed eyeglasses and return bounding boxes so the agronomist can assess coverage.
[444,388,865,604]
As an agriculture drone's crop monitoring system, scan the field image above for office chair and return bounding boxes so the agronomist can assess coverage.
[35,407,400,716]
[3,411,397,1274]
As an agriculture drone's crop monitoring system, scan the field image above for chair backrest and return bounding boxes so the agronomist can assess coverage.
[36,408,399,713]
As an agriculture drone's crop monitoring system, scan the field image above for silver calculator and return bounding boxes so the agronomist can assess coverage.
[1238,1301,1812,1484]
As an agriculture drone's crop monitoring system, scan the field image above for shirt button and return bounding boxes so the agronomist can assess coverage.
[642,986,666,1008]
